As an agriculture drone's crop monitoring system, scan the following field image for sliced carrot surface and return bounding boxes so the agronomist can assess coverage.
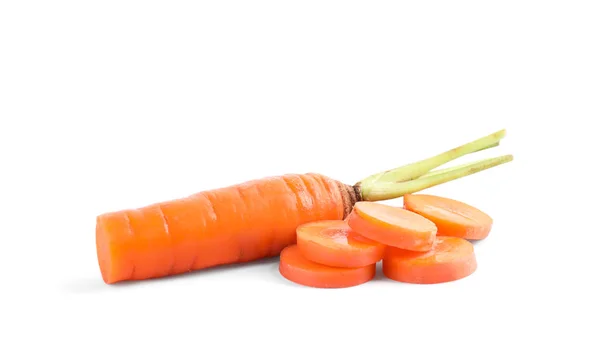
[279,245,376,288]
[383,236,477,284]
[296,220,385,268]
[347,201,437,251]
[404,194,493,240]
[96,211,134,284]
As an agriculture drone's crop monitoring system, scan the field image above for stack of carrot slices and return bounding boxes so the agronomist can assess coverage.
[279,194,492,288]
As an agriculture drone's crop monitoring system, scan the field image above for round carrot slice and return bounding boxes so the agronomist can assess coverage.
[296,220,385,268]
[403,194,493,240]
[347,201,437,251]
[279,245,376,288]
[383,236,477,284]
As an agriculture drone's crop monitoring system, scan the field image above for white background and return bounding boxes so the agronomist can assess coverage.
[1,1,598,342]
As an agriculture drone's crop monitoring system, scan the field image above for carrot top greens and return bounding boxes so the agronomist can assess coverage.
[357,129,512,201]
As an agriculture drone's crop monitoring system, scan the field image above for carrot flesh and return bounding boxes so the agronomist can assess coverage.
[296,220,384,268]
[383,236,477,284]
[95,212,134,284]
[403,194,493,240]
[347,201,437,251]
[279,245,376,288]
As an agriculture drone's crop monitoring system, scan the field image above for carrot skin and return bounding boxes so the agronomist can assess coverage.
[125,206,175,280]
[159,196,213,273]
[232,182,278,262]
[96,173,357,284]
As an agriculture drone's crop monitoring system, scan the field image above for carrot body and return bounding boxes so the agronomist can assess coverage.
[296,220,385,268]
[279,245,376,288]
[383,236,477,284]
[96,173,359,284]
[403,194,493,240]
[347,201,437,251]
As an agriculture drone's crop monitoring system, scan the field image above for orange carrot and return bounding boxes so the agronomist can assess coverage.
[347,202,438,251]
[382,236,477,284]
[96,130,512,283]
[279,245,376,288]
[296,220,384,268]
[403,194,493,240]
[96,173,358,284]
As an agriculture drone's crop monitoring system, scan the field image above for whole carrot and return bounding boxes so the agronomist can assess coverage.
[96,130,512,284]
[97,174,358,283]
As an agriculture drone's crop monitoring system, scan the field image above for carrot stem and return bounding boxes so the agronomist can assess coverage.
[418,159,490,178]
[359,129,507,187]
[475,141,499,152]
[360,154,513,201]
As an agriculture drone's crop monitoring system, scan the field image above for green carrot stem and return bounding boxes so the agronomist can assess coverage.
[359,129,506,186]
[360,154,514,201]
[418,159,489,178]
[475,142,499,152]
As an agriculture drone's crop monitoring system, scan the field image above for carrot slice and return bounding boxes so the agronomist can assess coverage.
[296,220,385,268]
[279,245,376,288]
[347,201,437,251]
[383,236,477,284]
[403,194,493,240]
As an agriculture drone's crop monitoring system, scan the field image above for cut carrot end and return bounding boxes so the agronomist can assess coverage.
[96,218,112,284]
[404,194,493,240]
[383,236,477,284]
[347,202,437,251]
[95,212,132,284]
[296,220,385,268]
[279,245,376,288]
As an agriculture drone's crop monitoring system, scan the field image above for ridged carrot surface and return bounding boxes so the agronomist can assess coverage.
[96,173,358,284]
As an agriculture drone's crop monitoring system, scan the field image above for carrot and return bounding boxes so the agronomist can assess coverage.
[382,236,477,284]
[296,220,385,268]
[403,194,493,240]
[96,174,356,284]
[347,201,438,251]
[279,245,376,288]
[96,130,512,284]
